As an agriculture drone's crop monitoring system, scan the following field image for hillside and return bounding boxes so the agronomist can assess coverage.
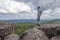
[0,19,60,24]
[45,19,60,24]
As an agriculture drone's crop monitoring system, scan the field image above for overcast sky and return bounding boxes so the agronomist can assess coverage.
[0,0,60,20]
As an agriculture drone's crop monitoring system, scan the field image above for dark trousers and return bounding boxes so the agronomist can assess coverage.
[37,16,40,21]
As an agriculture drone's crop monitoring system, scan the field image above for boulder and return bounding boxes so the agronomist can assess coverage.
[50,36,60,40]
[4,33,19,40]
[19,27,49,40]
[0,23,13,37]
[19,24,60,40]
[0,38,1,40]
[36,24,60,38]
[0,23,20,40]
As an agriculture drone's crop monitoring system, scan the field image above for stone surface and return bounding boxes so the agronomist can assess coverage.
[19,24,60,40]
[20,27,49,40]
[37,24,60,38]
[0,38,1,40]
[0,23,60,40]
[4,33,19,40]
[50,36,60,40]
[0,23,20,40]
[0,23,13,36]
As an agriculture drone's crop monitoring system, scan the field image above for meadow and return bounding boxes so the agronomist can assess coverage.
[14,23,36,35]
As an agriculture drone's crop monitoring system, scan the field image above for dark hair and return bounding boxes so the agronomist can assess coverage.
[38,6,40,9]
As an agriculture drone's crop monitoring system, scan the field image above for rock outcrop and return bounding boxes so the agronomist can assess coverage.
[1,23,60,40]
[50,36,60,40]
[0,38,1,40]
[4,33,19,40]
[20,27,49,40]
[37,24,60,38]
[0,23,13,37]
[0,23,19,40]
[19,24,60,40]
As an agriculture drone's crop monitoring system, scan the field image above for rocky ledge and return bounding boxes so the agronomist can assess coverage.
[19,24,60,40]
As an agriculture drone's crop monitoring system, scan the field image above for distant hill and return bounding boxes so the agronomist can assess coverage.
[0,19,36,23]
[0,19,60,24]
[48,19,60,24]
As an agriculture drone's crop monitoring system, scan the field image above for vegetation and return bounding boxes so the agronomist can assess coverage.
[13,19,60,35]
[14,23,36,35]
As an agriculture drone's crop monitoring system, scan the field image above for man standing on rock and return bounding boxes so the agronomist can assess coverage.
[37,6,42,26]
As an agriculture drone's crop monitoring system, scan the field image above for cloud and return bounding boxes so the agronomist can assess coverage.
[0,0,60,20]
[16,0,60,10]
[42,8,60,19]
[0,7,60,20]
[0,10,37,20]
[0,0,31,13]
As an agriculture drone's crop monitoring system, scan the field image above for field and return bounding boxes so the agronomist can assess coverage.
[14,23,36,35]
[13,22,60,35]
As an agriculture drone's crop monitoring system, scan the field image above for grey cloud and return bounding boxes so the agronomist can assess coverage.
[15,0,60,11]
[0,0,60,20]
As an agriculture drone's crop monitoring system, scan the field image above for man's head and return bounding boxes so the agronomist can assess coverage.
[37,6,40,9]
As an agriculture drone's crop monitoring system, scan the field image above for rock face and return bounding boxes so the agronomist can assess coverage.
[0,23,60,40]
[0,23,19,40]
[4,33,19,40]
[20,27,49,40]
[37,24,60,38]
[0,38,1,40]
[50,36,60,40]
[0,23,13,37]
[19,24,60,40]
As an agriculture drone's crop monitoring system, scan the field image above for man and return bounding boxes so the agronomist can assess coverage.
[37,6,42,26]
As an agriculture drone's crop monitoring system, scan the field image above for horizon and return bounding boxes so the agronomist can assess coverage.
[0,18,60,20]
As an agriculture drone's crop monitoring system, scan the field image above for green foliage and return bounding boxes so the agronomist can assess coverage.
[13,23,36,35]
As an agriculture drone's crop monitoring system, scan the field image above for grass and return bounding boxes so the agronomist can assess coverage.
[13,23,36,35]
[13,20,60,35]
